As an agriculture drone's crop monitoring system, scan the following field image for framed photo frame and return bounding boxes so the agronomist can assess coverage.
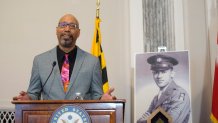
[134,51,192,123]
[147,107,173,123]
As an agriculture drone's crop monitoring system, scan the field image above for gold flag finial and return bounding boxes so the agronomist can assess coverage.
[96,0,100,18]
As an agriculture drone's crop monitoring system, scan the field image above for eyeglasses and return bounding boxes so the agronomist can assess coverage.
[58,22,79,29]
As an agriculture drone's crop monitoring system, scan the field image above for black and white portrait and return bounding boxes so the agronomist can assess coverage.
[134,51,192,123]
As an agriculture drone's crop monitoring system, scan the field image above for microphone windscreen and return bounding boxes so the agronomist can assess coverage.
[52,61,56,67]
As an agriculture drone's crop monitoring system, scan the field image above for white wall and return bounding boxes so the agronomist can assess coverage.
[0,0,131,122]
[183,0,213,122]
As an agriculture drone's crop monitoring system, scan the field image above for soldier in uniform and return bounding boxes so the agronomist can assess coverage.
[137,54,190,123]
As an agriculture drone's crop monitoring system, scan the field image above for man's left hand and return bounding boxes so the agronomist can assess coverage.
[100,87,117,100]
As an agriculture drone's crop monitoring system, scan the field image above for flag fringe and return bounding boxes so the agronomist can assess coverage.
[211,113,218,123]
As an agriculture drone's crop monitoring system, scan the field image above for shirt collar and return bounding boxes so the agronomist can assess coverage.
[57,46,77,62]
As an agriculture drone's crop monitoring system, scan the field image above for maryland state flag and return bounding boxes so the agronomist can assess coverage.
[211,35,218,123]
[91,17,109,93]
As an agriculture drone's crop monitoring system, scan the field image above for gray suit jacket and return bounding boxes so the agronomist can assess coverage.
[147,81,190,123]
[27,46,103,100]
[138,81,190,123]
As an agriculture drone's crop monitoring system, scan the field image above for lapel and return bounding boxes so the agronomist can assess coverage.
[50,47,66,97]
[154,81,176,109]
[65,47,85,95]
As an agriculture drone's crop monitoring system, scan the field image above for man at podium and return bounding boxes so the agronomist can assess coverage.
[13,14,115,101]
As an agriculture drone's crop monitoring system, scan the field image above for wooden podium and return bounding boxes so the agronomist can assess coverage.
[12,99,125,123]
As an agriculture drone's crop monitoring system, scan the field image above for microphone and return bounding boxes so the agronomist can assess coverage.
[41,61,56,89]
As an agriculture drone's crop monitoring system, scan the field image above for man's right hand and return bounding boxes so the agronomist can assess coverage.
[13,91,31,100]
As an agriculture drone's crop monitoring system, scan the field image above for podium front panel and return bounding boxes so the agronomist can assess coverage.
[12,100,125,123]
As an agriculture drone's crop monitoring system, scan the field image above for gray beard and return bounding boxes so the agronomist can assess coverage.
[60,39,73,48]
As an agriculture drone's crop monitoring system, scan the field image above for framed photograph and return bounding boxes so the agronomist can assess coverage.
[134,51,192,123]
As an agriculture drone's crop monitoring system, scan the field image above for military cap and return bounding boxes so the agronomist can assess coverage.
[147,54,178,71]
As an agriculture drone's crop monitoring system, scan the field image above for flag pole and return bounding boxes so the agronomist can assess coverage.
[96,0,100,18]
[92,0,110,93]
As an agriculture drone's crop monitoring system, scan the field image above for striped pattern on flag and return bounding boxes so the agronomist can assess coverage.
[91,17,109,93]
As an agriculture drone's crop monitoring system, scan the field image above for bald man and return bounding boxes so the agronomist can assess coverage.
[13,14,115,100]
